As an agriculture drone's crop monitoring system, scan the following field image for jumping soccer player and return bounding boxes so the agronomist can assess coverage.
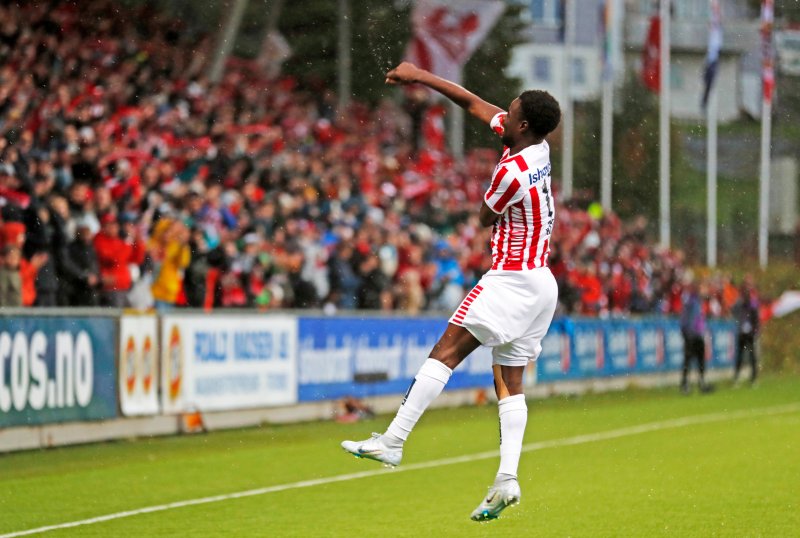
[341,62,561,521]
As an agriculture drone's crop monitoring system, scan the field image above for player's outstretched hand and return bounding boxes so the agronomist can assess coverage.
[385,62,423,85]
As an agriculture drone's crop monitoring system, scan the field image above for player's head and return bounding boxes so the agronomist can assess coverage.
[502,90,561,147]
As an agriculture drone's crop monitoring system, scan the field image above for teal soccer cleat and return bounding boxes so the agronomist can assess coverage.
[341,433,403,468]
[470,478,521,521]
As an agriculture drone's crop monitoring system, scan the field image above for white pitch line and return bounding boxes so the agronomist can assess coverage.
[3,402,799,537]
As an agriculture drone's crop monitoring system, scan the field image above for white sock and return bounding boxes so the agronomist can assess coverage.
[384,358,452,446]
[496,394,528,478]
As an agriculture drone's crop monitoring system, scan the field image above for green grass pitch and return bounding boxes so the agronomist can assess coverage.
[1,376,798,537]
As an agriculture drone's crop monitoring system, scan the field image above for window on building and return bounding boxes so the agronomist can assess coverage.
[530,0,562,27]
[673,0,707,20]
[639,0,707,19]
[670,64,683,90]
[533,56,551,82]
[571,57,586,85]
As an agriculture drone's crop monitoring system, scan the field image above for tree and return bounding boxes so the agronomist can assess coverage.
[461,2,526,149]
[277,0,525,149]
[611,74,661,220]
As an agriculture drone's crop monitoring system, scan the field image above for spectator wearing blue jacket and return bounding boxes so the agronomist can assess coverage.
[680,280,712,394]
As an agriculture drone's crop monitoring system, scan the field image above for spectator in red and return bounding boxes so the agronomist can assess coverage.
[575,264,605,315]
[93,212,144,307]
[607,265,632,314]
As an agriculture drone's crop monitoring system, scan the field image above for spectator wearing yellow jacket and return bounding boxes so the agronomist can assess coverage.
[151,219,191,311]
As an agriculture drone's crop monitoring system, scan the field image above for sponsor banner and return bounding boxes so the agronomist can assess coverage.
[298,316,734,402]
[571,320,607,378]
[297,317,493,402]
[161,315,297,413]
[605,320,638,376]
[708,320,736,366]
[119,315,159,416]
[535,319,574,383]
[663,320,685,369]
[635,320,667,373]
[0,316,116,427]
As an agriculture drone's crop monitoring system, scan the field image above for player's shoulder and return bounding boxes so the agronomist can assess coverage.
[497,149,534,177]
[490,111,507,137]
[494,144,551,187]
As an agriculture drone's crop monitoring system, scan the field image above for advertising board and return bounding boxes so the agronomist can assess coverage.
[119,314,159,416]
[297,317,493,402]
[0,316,117,427]
[160,315,297,413]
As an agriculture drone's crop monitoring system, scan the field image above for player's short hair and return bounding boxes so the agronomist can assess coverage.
[519,90,561,138]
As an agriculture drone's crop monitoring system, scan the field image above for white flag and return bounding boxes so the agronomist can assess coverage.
[770,291,800,318]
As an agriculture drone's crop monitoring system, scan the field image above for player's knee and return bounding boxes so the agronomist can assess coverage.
[429,352,461,370]
[429,340,466,369]
[503,378,524,396]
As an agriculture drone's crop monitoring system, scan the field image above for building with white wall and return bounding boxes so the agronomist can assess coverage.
[506,0,762,122]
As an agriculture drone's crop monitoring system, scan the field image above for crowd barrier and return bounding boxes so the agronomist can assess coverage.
[0,311,736,428]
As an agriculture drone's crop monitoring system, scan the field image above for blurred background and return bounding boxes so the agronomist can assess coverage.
[1,4,799,534]
[0,0,799,356]
[1,0,799,319]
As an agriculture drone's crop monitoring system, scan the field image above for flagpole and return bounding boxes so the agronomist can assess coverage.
[758,0,774,269]
[706,82,718,267]
[705,0,721,268]
[600,0,614,211]
[601,74,613,211]
[338,0,352,112]
[562,0,576,199]
[449,101,465,158]
[758,99,772,268]
[208,0,249,83]
[659,0,671,249]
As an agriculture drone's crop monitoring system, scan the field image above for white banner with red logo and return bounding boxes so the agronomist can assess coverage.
[119,314,159,416]
[160,315,297,413]
[405,0,504,84]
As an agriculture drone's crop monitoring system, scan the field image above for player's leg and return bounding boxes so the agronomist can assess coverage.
[680,336,692,393]
[471,363,526,521]
[382,323,481,443]
[745,334,758,383]
[696,336,710,392]
[733,334,744,382]
[493,364,526,478]
[472,269,557,521]
[341,323,481,466]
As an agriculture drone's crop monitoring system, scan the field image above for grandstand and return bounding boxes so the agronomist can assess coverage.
[0,0,760,315]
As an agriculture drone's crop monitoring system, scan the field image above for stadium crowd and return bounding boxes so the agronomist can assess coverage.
[0,1,754,318]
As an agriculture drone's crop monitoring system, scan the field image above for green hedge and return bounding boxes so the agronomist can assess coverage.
[726,261,800,374]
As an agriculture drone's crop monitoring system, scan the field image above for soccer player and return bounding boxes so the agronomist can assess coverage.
[341,62,561,521]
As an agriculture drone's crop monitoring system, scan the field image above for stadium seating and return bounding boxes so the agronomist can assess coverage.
[0,1,746,316]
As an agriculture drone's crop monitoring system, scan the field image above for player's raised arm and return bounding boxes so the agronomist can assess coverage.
[386,62,503,125]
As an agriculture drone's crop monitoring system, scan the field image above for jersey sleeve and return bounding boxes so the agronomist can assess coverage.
[490,111,507,138]
[484,168,525,215]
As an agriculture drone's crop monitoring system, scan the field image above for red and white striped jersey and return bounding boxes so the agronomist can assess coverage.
[484,112,555,271]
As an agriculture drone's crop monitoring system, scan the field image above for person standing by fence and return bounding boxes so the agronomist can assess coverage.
[733,277,760,385]
[680,280,712,394]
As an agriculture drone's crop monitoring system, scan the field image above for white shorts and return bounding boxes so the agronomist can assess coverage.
[449,268,558,367]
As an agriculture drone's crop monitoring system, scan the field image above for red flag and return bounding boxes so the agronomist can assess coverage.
[641,15,660,93]
[421,104,446,152]
[761,0,775,104]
